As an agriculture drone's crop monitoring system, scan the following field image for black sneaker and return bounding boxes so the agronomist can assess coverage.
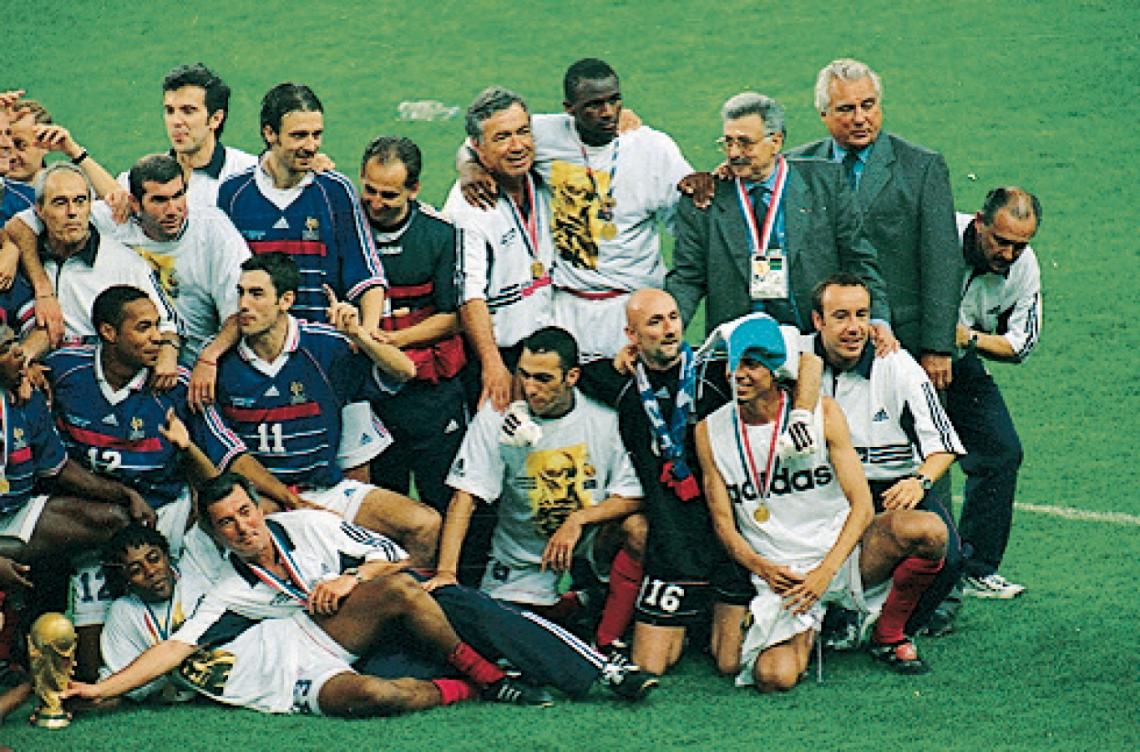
[481,677,555,707]
[820,606,860,652]
[600,656,658,702]
[918,607,956,638]
[594,638,631,664]
[868,639,931,675]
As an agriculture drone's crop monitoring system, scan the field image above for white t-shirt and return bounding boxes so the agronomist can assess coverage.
[705,400,850,568]
[116,145,258,211]
[443,175,555,348]
[531,114,691,292]
[447,392,642,572]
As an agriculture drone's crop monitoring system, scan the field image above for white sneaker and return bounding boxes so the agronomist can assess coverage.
[961,573,1026,600]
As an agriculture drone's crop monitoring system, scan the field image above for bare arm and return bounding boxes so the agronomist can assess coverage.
[460,299,512,411]
[64,639,195,702]
[423,489,477,591]
[357,286,386,336]
[957,324,1017,360]
[542,494,642,572]
[189,315,241,411]
[881,451,956,511]
[380,311,460,350]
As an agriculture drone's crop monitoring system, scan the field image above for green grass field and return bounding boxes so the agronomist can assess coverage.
[3,0,1139,749]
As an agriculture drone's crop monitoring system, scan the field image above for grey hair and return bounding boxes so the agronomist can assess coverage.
[720,92,786,136]
[465,86,529,142]
[813,58,883,113]
[34,161,94,206]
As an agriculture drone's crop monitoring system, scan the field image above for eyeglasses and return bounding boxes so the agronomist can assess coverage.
[715,134,770,153]
[991,233,1030,252]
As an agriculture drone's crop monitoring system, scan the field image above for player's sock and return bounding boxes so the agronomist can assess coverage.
[446,642,505,687]
[431,678,477,705]
[874,556,944,645]
[595,549,642,649]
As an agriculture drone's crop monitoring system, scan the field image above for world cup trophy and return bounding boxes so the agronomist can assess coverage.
[27,612,76,729]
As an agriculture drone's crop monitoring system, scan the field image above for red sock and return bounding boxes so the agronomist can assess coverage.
[595,549,643,648]
[446,642,505,687]
[431,678,477,705]
[874,556,944,645]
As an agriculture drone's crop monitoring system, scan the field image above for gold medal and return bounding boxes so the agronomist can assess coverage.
[753,504,770,523]
[601,222,618,241]
[530,260,545,280]
[0,477,9,494]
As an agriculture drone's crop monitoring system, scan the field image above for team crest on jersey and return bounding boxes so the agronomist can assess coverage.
[129,417,146,441]
[11,428,25,451]
[523,444,594,538]
[302,216,320,241]
[290,382,306,405]
[177,647,235,697]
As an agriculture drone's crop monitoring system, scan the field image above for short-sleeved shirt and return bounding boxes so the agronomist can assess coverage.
[0,178,33,224]
[0,390,67,515]
[217,161,386,323]
[45,345,246,507]
[530,114,692,292]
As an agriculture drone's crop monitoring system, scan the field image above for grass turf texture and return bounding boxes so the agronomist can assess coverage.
[3,0,1137,749]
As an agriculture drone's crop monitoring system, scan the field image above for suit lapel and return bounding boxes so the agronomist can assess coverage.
[712,182,753,283]
[782,163,807,271]
[857,134,895,211]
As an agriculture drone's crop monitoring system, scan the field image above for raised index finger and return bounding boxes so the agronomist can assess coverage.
[322,284,339,307]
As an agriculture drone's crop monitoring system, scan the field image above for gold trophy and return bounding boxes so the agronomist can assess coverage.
[27,612,76,729]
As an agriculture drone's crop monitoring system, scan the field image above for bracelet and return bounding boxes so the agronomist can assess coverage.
[35,293,55,299]
[70,149,89,165]
[197,357,217,367]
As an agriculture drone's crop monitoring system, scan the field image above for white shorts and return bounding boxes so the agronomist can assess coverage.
[72,493,194,628]
[299,479,372,524]
[551,289,631,362]
[174,612,356,715]
[0,494,49,544]
[337,401,393,470]
[735,546,889,687]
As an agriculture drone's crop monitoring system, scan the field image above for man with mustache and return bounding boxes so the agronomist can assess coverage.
[666,92,892,349]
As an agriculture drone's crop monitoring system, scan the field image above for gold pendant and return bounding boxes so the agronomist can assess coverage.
[601,222,618,241]
[753,504,770,523]
[530,260,545,280]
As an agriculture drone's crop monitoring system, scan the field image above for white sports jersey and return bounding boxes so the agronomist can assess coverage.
[531,114,691,292]
[447,392,642,599]
[172,510,406,646]
[443,176,555,348]
[705,400,849,567]
[805,335,964,480]
[116,145,258,211]
[956,213,1042,362]
[82,202,247,363]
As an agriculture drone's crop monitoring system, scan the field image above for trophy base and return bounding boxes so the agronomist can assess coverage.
[31,708,71,729]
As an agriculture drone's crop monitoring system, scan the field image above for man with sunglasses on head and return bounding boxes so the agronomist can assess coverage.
[939,187,1042,609]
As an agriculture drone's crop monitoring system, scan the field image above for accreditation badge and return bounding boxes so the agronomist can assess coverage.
[749,248,788,301]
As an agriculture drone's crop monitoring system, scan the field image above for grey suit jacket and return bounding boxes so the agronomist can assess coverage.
[666,156,889,338]
[790,133,960,355]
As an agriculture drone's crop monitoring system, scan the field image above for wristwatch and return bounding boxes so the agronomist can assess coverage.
[343,567,368,584]
[910,473,933,491]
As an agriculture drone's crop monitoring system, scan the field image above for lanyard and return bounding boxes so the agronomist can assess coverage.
[732,391,787,505]
[735,155,788,258]
[246,527,311,605]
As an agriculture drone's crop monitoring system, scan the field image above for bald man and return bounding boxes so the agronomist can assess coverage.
[576,290,819,674]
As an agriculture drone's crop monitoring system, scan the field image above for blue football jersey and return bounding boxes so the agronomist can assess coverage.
[0,390,67,514]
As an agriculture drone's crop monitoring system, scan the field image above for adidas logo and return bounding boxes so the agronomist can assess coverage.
[872,408,889,422]
[273,217,289,230]
[264,386,280,397]
[444,419,460,434]
[102,414,119,426]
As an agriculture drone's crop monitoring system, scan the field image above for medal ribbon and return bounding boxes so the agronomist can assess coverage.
[141,590,176,643]
[246,527,311,606]
[576,136,620,222]
[732,390,787,509]
[505,173,542,269]
[735,155,788,259]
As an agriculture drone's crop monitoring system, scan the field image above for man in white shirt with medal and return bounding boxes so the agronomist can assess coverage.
[694,314,947,692]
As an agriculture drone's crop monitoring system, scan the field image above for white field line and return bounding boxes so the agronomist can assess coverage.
[950,495,1140,526]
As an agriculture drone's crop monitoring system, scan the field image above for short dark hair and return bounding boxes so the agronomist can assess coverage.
[128,153,184,201]
[811,272,871,315]
[102,523,171,599]
[563,58,618,103]
[465,86,528,142]
[196,471,259,535]
[260,83,323,146]
[241,252,299,298]
[980,186,1043,227]
[92,285,152,335]
[162,63,232,140]
[521,326,579,372]
[13,99,52,125]
[360,136,422,186]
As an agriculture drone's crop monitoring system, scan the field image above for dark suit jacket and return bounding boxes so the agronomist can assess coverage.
[666,156,889,338]
[790,133,960,355]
